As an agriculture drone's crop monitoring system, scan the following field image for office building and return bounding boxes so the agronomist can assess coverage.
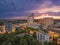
[4,22,12,32]
[40,17,54,29]
[27,13,34,24]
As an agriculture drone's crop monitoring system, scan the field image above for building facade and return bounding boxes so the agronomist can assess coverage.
[4,22,12,32]
[36,31,50,45]
[27,13,34,24]
[40,17,54,29]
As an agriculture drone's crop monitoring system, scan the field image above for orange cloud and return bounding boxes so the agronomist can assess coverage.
[38,6,60,13]
[35,15,60,19]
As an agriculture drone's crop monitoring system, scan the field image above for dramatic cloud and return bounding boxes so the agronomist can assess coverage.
[27,0,60,17]
[28,6,60,13]
[0,0,60,19]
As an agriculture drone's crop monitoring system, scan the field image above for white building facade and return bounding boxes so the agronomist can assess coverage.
[36,31,50,44]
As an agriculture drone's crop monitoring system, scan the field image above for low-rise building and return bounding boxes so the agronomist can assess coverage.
[27,23,40,29]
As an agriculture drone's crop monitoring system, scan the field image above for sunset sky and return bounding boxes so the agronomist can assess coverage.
[0,0,60,19]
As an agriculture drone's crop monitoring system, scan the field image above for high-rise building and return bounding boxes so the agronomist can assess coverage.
[4,22,12,32]
[40,17,54,29]
[27,13,34,24]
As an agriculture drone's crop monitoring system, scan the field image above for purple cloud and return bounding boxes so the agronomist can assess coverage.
[0,0,60,19]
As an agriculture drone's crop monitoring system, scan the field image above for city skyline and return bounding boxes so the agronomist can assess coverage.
[0,0,60,19]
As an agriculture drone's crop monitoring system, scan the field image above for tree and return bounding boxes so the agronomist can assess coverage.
[35,40,42,45]
[19,38,28,45]
[1,41,7,45]
[0,22,4,26]
[33,32,36,39]
[0,27,42,45]
[0,34,9,45]
[7,43,12,45]
[53,37,57,45]
[44,41,49,45]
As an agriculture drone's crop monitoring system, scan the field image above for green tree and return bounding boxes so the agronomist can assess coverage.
[44,41,49,45]
[7,43,12,45]
[0,22,4,26]
[33,32,36,39]
[35,40,42,45]
[20,38,28,45]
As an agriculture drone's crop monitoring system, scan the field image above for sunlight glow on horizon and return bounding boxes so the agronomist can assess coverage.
[35,15,60,19]
[3,14,60,19]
